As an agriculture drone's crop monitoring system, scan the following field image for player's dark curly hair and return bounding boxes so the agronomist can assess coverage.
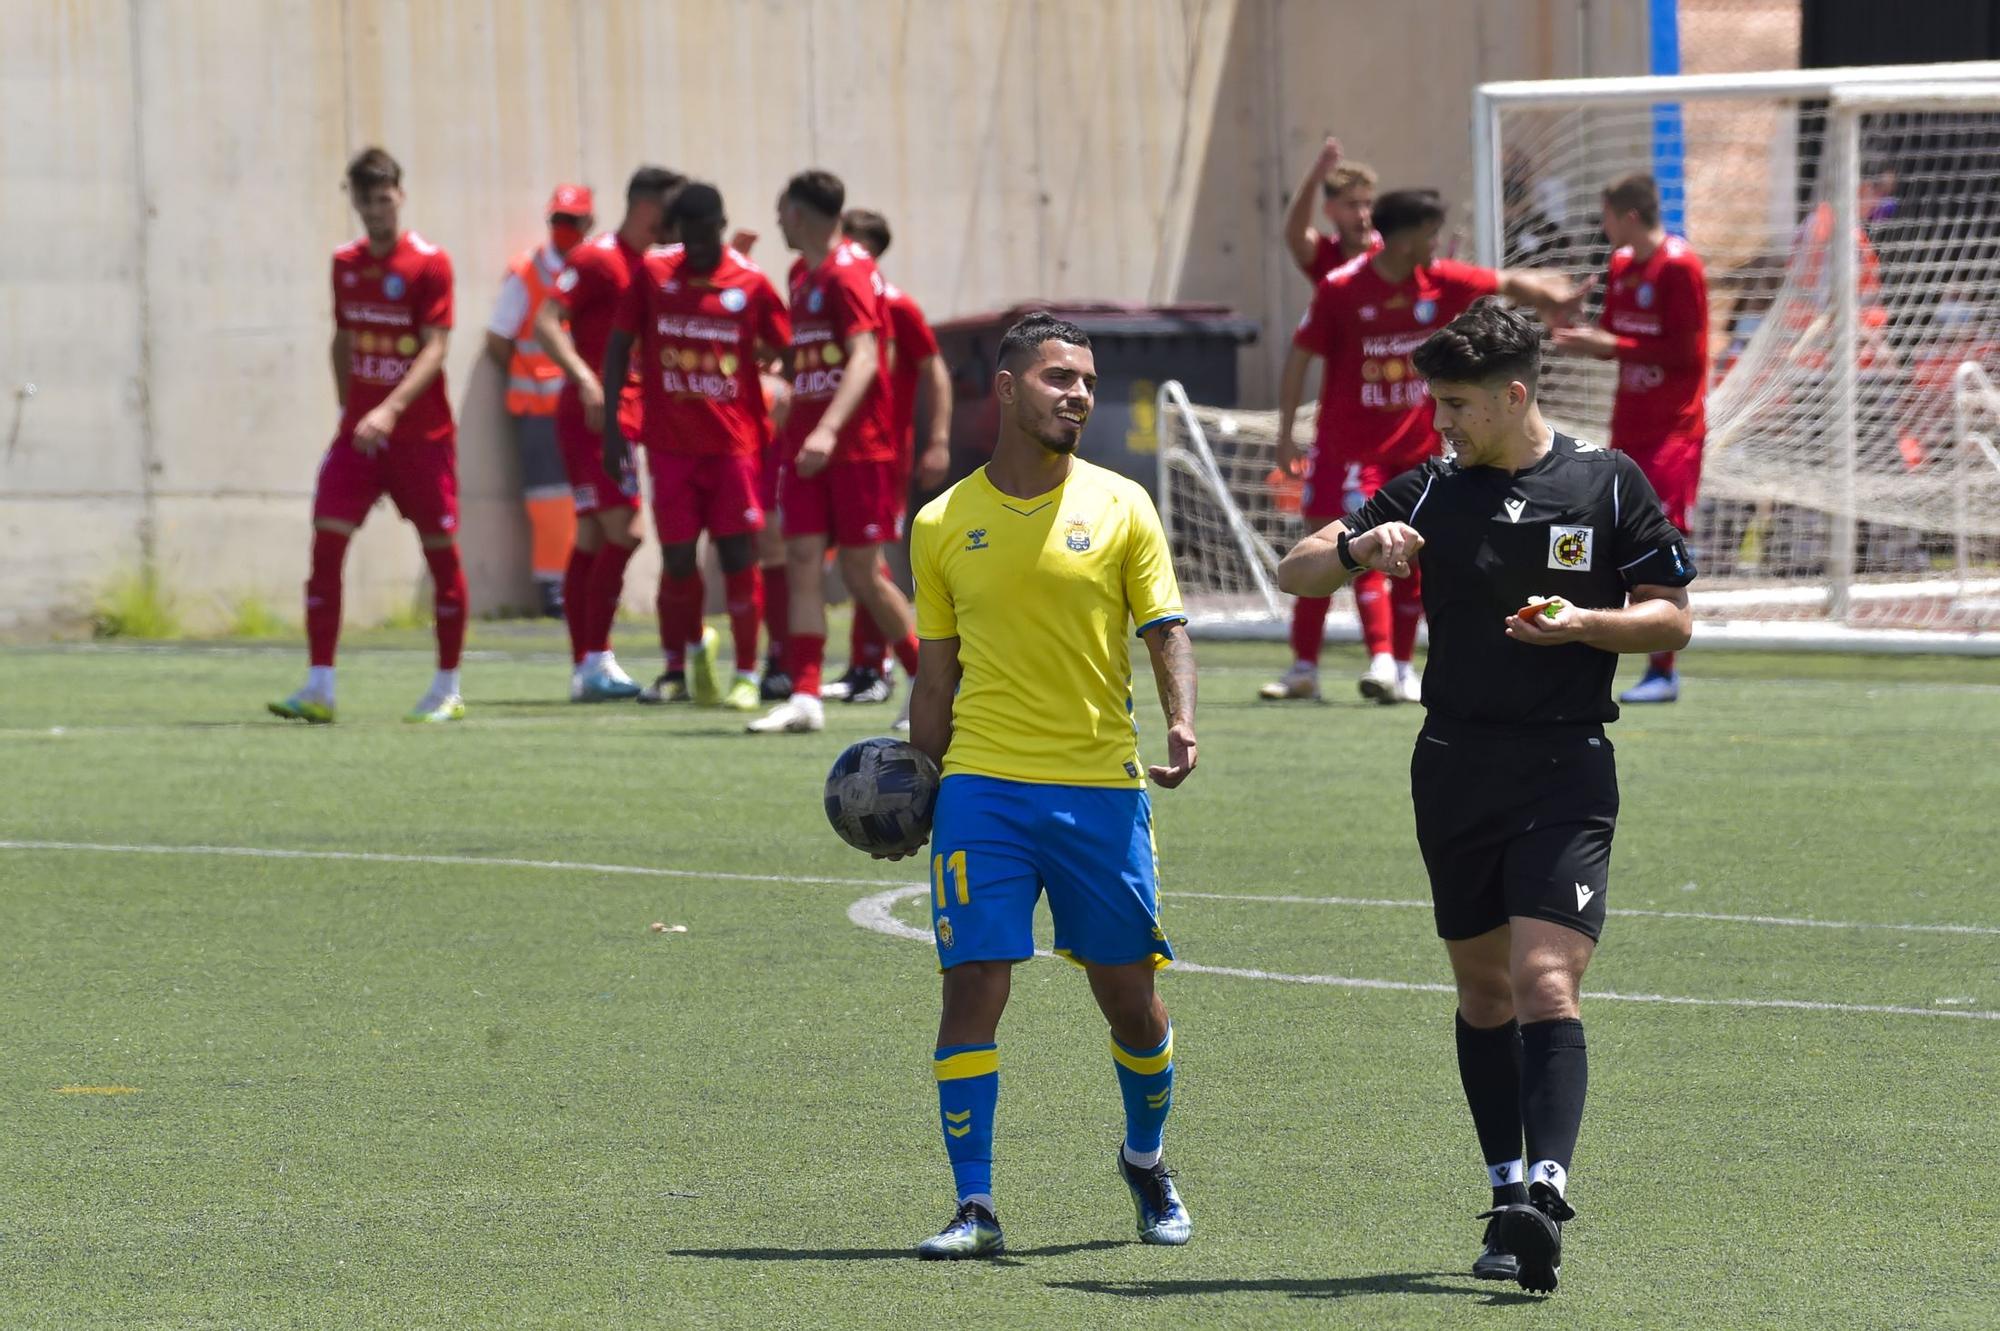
[1412,296,1542,390]
[841,208,892,257]
[784,169,846,219]
[1371,188,1447,238]
[628,165,686,205]
[998,311,1092,370]
[346,147,401,193]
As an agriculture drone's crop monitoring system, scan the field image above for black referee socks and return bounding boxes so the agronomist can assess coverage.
[1519,1017,1588,1199]
[1455,1013,1529,1208]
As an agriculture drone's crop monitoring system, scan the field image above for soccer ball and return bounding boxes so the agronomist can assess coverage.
[824,737,941,856]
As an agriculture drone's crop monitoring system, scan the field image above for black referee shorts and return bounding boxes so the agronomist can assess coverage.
[1409,720,1618,942]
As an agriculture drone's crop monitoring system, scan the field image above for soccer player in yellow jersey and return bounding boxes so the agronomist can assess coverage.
[901,312,1200,1259]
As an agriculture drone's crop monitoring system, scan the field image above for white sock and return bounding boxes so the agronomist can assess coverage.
[1395,659,1416,681]
[1369,651,1394,673]
[736,669,759,683]
[1292,659,1317,674]
[582,650,606,672]
[1529,1160,1568,1196]
[306,665,335,697]
[959,1191,995,1216]
[1121,1144,1163,1170]
[1487,1159,1525,1189]
[432,668,460,697]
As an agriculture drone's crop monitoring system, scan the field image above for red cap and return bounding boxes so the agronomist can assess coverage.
[547,183,594,216]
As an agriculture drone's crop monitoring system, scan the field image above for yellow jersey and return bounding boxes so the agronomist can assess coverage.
[911,459,1186,788]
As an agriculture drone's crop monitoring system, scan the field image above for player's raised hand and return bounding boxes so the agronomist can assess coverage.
[1353,522,1425,578]
[795,424,838,478]
[352,403,398,454]
[1548,274,1597,330]
[1148,723,1198,789]
[1316,135,1344,173]
[1550,325,1618,360]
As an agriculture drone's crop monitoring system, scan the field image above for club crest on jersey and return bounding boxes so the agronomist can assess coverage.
[720,287,748,312]
[383,273,406,299]
[1637,282,1656,309]
[1064,517,1092,552]
[341,272,358,288]
[936,914,955,950]
[965,528,989,551]
[807,288,825,313]
[1414,298,1438,324]
[1549,525,1594,571]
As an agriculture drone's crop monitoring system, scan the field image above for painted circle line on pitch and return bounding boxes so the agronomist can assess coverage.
[3,840,1993,940]
[847,886,2000,1023]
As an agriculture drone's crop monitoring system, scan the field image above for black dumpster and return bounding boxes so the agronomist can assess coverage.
[926,302,1261,504]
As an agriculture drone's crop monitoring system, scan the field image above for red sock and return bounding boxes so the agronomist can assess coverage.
[761,564,788,664]
[586,540,636,655]
[725,565,763,673]
[892,633,920,676]
[852,604,890,673]
[305,528,349,668]
[1353,570,1392,658]
[1289,595,1331,666]
[423,542,468,671]
[785,632,826,698]
[661,573,705,668]
[563,546,593,665]
[1390,565,1424,663]
[1650,650,1677,675]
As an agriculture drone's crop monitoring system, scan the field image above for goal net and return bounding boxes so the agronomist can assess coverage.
[1162,65,2000,651]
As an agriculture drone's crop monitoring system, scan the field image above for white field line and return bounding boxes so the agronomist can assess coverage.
[5,840,1995,1021]
[849,887,2000,1023]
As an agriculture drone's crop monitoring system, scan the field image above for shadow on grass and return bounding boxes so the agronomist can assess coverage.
[666,1238,1129,1266]
[1047,1271,1540,1306]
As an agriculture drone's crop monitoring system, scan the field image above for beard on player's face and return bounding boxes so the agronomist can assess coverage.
[1014,380,1091,454]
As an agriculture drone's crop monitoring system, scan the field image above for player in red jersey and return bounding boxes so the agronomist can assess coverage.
[1551,172,1710,704]
[534,165,683,702]
[600,183,792,712]
[269,147,465,725]
[818,207,953,710]
[1282,136,1381,284]
[748,170,924,735]
[1276,188,1585,705]
[1264,137,1382,700]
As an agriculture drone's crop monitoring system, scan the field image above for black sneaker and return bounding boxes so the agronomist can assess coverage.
[759,661,792,702]
[636,671,690,705]
[1479,1181,1574,1294]
[915,1200,1004,1259]
[537,580,566,620]
[820,666,863,702]
[841,666,893,705]
[1471,1212,1521,1282]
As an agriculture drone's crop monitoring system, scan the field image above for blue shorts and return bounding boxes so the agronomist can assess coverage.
[927,774,1173,970]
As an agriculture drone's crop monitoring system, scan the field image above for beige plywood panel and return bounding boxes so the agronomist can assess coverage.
[0,0,146,499]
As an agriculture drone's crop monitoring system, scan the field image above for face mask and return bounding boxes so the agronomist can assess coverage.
[550,222,586,256]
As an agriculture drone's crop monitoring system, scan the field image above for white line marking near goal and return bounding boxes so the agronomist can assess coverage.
[1168,890,2000,937]
[6,840,1995,938]
[847,885,2000,1022]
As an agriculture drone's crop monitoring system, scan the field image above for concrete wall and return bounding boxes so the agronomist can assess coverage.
[0,0,1642,635]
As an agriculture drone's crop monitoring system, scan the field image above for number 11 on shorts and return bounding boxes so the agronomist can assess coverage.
[932,851,970,908]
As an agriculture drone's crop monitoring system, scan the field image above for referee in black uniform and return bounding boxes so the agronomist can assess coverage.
[1278,298,1694,1295]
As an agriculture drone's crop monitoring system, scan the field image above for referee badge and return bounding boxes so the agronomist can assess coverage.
[1548,525,1594,571]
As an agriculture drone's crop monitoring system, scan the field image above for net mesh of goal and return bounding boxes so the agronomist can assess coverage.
[1162,68,2000,642]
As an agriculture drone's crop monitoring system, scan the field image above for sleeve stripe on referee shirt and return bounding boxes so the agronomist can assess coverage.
[1408,473,1438,521]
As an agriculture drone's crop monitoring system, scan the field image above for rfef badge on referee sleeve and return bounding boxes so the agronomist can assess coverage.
[1548,525,1594,571]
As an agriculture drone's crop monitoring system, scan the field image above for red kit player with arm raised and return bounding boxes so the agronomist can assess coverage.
[533,165,682,702]
[1276,188,1584,706]
[270,147,465,725]
[1552,172,1709,704]
[819,206,953,709]
[600,182,792,712]
[748,170,923,735]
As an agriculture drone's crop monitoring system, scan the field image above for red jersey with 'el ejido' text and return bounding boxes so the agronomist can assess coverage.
[783,241,897,466]
[333,232,454,446]
[1293,255,1499,471]
[553,231,647,439]
[615,244,791,457]
[1600,237,1709,448]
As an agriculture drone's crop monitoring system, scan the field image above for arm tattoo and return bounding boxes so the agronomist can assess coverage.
[1152,624,1197,728]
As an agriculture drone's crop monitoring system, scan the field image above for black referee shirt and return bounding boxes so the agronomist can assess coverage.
[1342,431,1696,727]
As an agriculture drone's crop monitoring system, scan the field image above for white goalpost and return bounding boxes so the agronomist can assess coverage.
[1160,62,2000,654]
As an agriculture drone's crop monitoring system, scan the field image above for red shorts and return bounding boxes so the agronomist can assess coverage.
[557,399,640,517]
[1301,456,1395,522]
[1616,436,1704,533]
[313,432,459,535]
[649,450,765,546]
[780,456,904,547]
